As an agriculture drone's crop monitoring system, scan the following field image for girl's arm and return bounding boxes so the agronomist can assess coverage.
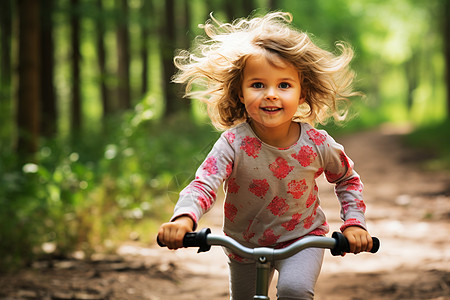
[171,134,234,226]
[158,133,234,248]
[321,131,372,253]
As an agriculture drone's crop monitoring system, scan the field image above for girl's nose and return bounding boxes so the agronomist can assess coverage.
[265,87,278,101]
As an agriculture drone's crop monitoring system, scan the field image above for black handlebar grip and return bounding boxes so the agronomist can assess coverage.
[371,237,380,253]
[157,235,166,247]
[331,232,380,256]
[183,228,212,253]
[331,232,349,256]
[156,228,212,253]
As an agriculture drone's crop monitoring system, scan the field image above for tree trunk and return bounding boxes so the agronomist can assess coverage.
[140,0,151,97]
[268,0,279,11]
[0,0,12,98]
[161,0,180,118]
[96,0,110,124]
[40,0,57,138]
[70,0,82,139]
[405,54,418,113]
[179,0,191,111]
[0,0,13,150]
[16,0,41,157]
[116,0,131,110]
[242,0,254,17]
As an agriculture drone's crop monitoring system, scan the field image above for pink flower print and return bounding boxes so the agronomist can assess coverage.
[224,202,238,222]
[291,145,318,167]
[307,129,326,146]
[309,226,328,236]
[344,177,363,193]
[258,228,281,246]
[313,200,319,212]
[356,199,366,212]
[314,168,323,178]
[269,157,294,179]
[303,215,315,229]
[267,196,290,216]
[228,253,244,263]
[287,179,308,199]
[339,152,349,167]
[227,177,240,194]
[243,220,255,242]
[202,156,218,176]
[343,218,362,229]
[198,195,213,212]
[226,162,233,177]
[240,136,262,158]
[249,179,269,198]
[306,185,318,208]
[325,170,342,182]
[282,213,303,231]
[224,131,235,144]
[306,191,316,208]
[341,200,350,215]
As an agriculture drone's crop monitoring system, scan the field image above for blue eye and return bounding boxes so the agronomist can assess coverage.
[252,82,264,89]
[279,82,290,89]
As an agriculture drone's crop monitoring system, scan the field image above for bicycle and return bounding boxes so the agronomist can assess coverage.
[158,228,380,300]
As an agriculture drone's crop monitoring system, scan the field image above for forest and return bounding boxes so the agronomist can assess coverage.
[0,0,449,270]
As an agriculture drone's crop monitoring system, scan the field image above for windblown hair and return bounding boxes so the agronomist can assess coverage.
[173,11,359,130]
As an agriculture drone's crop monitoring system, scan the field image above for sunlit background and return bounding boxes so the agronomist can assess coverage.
[0,0,448,271]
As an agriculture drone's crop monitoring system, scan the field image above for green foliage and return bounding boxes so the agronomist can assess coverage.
[0,98,219,271]
[1,0,448,271]
[405,120,450,171]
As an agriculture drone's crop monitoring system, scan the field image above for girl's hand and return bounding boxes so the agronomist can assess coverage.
[157,216,194,250]
[342,226,373,254]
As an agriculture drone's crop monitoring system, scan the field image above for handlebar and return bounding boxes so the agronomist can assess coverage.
[157,228,380,260]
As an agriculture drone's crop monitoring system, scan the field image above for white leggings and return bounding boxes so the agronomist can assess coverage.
[228,248,324,300]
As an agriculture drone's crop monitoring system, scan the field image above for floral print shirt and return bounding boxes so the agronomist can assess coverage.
[172,122,366,251]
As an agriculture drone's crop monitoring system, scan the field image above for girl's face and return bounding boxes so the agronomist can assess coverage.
[239,55,305,133]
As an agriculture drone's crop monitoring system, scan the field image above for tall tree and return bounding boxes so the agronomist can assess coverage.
[242,0,254,17]
[268,0,280,11]
[70,0,82,138]
[405,53,418,113]
[40,0,57,138]
[96,0,111,124]
[0,0,12,100]
[116,0,131,110]
[140,0,152,96]
[161,0,180,117]
[0,0,13,151]
[16,0,41,156]
[179,0,191,111]
[224,1,237,21]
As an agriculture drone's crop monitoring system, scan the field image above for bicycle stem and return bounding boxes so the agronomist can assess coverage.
[255,258,272,300]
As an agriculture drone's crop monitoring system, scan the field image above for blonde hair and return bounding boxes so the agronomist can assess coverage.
[173,11,359,130]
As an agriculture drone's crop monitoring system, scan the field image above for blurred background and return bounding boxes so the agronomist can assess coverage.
[0,0,449,271]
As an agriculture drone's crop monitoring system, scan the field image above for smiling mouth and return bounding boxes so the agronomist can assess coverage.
[261,107,282,112]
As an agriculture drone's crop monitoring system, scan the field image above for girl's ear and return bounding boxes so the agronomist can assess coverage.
[299,88,307,104]
[298,73,307,104]
[239,90,245,103]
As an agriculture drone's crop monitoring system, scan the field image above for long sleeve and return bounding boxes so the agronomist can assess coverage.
[171,132,235,229]
[321,133,367,232]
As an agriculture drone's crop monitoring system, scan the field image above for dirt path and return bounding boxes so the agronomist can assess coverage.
[1,125,449,300]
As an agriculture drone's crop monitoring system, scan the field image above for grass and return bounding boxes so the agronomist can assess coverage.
[404,119,450,171]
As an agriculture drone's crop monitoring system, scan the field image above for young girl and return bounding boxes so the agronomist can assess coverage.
[158,12,373,300]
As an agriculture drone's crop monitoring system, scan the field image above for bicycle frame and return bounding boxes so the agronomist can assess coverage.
[207,234,337,299]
